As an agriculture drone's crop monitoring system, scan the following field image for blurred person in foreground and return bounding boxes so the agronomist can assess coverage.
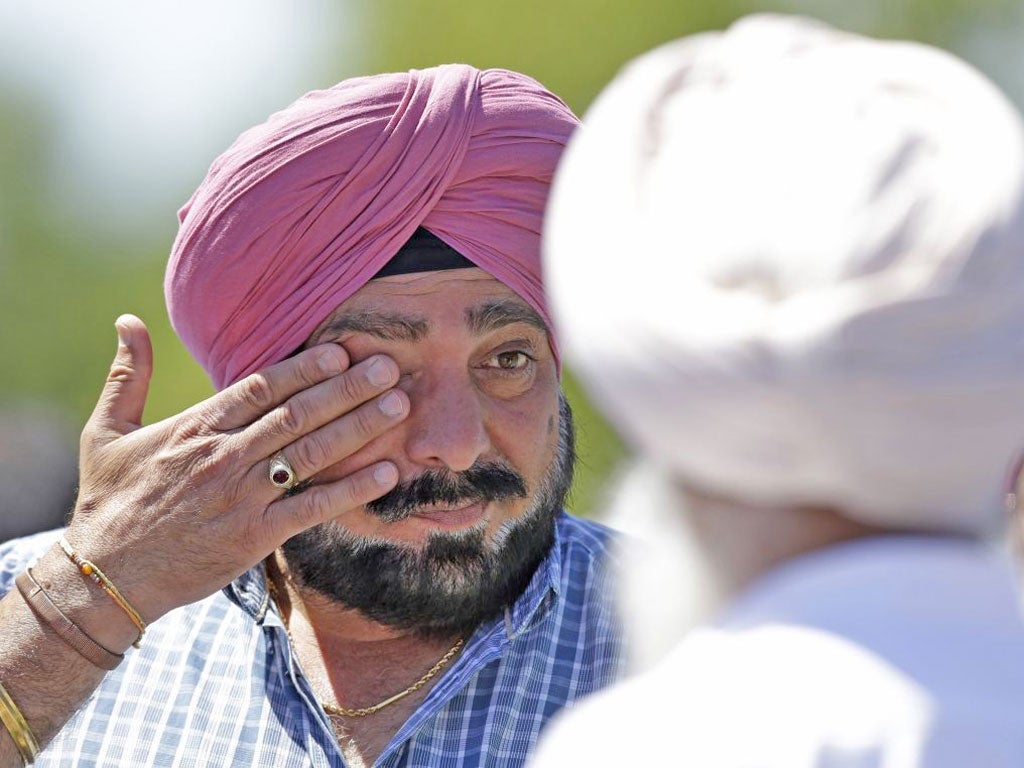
[533,14,1024,767]
[0,66,621,768]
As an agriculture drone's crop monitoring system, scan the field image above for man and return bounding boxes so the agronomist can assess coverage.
[533,14,1024,766]
[0,65,621,767]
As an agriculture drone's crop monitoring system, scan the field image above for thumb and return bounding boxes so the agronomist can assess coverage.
[88,314,154,439]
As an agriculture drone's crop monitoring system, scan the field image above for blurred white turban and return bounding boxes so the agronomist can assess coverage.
[545,14,1024,535]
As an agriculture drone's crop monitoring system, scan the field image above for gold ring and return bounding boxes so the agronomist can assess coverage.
[269,452,298,490]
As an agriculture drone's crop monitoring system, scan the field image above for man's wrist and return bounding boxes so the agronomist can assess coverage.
[29,546,141,655]
[15,569,124,671]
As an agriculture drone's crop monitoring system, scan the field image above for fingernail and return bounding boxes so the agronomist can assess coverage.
[374,463,398,486]
[317,349,343,375]
[378,391,405,417]
[367,357,394,387]
[114,320,130,348]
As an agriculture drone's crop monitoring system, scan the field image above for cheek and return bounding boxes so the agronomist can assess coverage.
[486,386,560,483]
[310,363,561,486]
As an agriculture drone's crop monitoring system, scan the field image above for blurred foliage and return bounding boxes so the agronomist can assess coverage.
[358,0,752,115]
[1,0,1022,520]
[357,0,1021,115]
[0,85,213,426]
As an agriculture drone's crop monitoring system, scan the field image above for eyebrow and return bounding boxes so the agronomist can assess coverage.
[313,298,547,346]
[315,311,430,343]
[465,299,547,336]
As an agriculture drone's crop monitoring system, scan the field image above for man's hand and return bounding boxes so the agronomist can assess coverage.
[64,314,407,635]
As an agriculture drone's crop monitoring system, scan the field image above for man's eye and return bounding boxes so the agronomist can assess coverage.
[489,351,531,370]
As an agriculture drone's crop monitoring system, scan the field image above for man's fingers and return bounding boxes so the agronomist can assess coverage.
[257,461,399,542]
[208,344,352,431]
[244,387,409,491]
[234,355,403,461]
[87,314,154,439]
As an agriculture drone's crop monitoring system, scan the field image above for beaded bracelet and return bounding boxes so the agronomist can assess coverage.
[58,538,146,649]
[0,680,39,766]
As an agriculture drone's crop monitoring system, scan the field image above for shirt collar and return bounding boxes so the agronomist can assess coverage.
[223,512,566,638]
[502,516,563,640]
[225,560,273,622]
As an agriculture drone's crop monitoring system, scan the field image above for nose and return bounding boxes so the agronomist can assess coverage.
[403,371,490,473]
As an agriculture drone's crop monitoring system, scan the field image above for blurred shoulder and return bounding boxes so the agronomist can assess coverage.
[533,624,934,767]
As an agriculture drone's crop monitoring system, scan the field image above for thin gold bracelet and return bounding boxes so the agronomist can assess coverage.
[58,538,146,649]
[0,680,39,766]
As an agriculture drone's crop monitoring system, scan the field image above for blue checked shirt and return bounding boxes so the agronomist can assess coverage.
[0,512,623,767]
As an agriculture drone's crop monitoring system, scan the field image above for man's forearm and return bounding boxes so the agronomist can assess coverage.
[0,593,108,766]
[0,545,141,767]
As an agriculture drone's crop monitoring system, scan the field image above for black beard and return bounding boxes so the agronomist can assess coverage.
[281,394,576,640]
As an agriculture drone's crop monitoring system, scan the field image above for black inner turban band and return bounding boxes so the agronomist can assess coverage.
[373,227,475,278]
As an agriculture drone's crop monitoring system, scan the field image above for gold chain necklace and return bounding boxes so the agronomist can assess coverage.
[264,565,464,718]
[321,638,464,718]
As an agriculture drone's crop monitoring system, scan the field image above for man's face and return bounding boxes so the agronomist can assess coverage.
[281,267,573,638]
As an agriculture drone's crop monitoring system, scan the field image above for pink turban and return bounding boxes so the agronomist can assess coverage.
[165,65,577,389]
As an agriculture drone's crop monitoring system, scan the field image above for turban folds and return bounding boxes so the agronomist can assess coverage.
[545,15,1024,535]
[166,65,577,390]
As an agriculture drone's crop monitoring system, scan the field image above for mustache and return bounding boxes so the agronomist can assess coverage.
[366,461,528,523]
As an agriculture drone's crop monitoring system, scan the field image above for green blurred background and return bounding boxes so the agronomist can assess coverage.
[1,0,1021,535]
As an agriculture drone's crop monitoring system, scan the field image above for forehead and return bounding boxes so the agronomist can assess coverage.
[349,267,514,305]
[307,267,547,343]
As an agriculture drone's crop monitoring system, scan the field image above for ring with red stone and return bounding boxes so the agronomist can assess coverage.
[268,452,298,491]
